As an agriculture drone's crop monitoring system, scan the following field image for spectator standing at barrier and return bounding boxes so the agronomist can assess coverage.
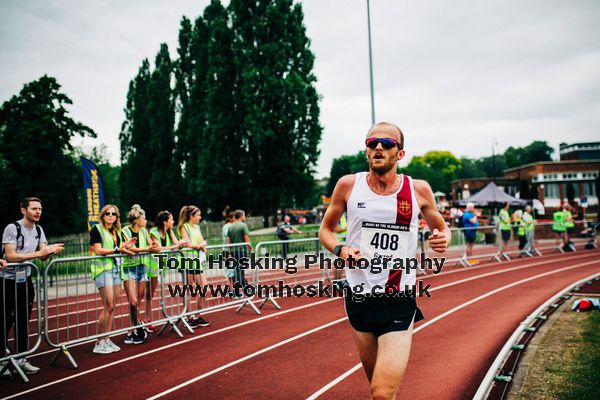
[497,203,512,258]
[522,205,535,255]
[1,197,64,374]
[89,205,136,354]
[121,205,158,345]
[565,204,575,239]
[227,210,252,292]
[277,215,301,258]
[177,205,210,328]
[513,210,527,256]
[462,202,479,266]
[552,206,567,248]
[146,211,188,331]
[222,212,235,287]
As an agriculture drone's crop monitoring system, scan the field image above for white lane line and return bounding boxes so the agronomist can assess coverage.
[304,259,599,400]
[146,256,598,399]
[27,299,264,359]
[146,317,349,400]
[2,253,593,399]
[0,298,340,400]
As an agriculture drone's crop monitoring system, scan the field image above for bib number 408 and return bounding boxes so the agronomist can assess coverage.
[370,232,399,251]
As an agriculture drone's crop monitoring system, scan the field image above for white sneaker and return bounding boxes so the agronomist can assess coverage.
[17,358,40,374]
[93,341,113,354]
[105,339,121,352]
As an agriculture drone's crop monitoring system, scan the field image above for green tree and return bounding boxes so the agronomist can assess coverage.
[0,75,95,235]
[146,44,181,216]
[230,0,322,224]
[458,157,486,179]
[195,0,247,217]
[119,60,153,211]
[504,140,553,169]
[326,151,368,195]
[403,151,461,194]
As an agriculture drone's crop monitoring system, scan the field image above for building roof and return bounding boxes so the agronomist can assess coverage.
[503,159,600,174]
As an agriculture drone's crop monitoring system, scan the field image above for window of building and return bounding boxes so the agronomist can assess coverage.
[583,182,597,197]
[545,183,560,199]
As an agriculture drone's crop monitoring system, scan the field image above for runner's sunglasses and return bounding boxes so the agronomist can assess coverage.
[365,137,400,150]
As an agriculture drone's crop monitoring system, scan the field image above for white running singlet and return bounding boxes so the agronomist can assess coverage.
[345,172,419,293]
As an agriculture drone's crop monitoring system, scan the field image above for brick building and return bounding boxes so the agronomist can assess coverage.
[451,142,600,210]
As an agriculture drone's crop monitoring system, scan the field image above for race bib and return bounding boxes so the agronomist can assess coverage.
[360,221,409,272]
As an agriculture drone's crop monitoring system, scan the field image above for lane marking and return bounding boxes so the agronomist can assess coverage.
[0,298,339,400]
[2,253,595,399]
[147,259,599,399]
[304,259,600,400]
[146,318,349,400]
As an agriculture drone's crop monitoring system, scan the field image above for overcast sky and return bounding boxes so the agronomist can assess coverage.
[1,0,599,177]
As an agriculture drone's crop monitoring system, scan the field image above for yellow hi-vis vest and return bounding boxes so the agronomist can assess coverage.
[499,209,511,230]
[564,211,574,228]
[90,224,119,279]
[180,222,206,271]
[515,217,526,236]
[148,227,173,275]
[121,226,151,268]
[552,211,566,232]
[522,212,534,233]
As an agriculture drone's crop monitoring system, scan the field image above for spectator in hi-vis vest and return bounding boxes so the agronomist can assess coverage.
[552,205,567,248]
[497,203,512,258]
[522,205,535,255]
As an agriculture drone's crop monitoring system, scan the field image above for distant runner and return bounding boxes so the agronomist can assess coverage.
[320,122,451,400]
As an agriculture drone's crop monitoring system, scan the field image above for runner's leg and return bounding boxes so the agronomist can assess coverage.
[370,323,414,400]
[353,330,378,382]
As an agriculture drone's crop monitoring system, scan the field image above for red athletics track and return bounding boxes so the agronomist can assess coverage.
[1,247,599,399]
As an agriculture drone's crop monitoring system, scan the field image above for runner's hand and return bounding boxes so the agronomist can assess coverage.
[428,229,447,253]
[340,247,362,266]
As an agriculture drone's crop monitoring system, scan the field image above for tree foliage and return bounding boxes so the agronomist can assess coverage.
[326,151,368,195]
[0,76,96,235]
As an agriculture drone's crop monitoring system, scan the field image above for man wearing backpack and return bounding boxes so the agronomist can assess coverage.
[1,197,64,376]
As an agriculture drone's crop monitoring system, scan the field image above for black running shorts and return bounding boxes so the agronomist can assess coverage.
[344,294,425,338]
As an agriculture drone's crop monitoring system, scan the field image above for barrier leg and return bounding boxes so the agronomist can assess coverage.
[258,296,281,310]
[236,297,261,314]
[49,345,78,369]
[1,357,29,383]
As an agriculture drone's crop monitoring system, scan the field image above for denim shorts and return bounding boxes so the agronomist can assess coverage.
[123,265,148,282]
[94,268,123,288]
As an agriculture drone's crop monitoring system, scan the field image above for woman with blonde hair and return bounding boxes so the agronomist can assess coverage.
[144,210,188,332]
[121,204,159,344]
[178,205,210,328]
[90,204,135,354]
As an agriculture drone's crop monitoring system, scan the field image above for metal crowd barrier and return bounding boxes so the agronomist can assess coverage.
[43,250,188,369]
[0,262,42,383]
[2,220,597,384]
[254,237,329,310]
[178,242,261,317]
[439,220,594,268]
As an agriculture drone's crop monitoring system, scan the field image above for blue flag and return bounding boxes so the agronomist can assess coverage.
[80,157,106,232]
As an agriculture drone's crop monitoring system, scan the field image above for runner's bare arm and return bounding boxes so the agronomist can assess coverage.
[319,175,361,259]
[414,179,451,253]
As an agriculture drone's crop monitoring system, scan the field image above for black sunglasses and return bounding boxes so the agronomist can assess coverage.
[106,212,118,216]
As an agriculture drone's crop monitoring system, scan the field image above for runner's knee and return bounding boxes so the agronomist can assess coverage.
[370,382,396,400]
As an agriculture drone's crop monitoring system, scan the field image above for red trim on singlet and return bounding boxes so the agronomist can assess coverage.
[385,175,412,293]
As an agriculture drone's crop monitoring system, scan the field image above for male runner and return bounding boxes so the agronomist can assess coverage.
[319,122,450,400]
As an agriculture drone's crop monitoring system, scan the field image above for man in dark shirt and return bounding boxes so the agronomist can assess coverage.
[277,215,301,258]
[227,210,252,289]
